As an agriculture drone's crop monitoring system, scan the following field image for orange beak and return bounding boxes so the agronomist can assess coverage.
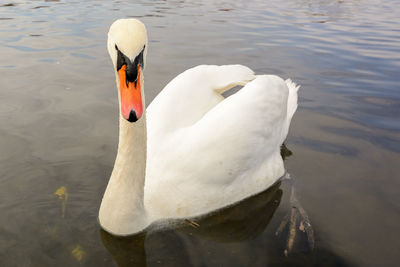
[118,65,143,122]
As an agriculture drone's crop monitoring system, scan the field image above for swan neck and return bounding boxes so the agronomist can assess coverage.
[115,114,147,210]
[99,94,148,235]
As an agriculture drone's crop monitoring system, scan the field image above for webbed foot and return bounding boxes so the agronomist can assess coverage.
[275,173,314,256]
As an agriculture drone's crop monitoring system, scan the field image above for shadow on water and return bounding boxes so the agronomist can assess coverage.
[100,180,352,267]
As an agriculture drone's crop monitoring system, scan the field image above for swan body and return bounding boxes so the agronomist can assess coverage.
[99,19,300,236]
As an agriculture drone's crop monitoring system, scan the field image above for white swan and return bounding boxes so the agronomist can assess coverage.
[99,19,300,236]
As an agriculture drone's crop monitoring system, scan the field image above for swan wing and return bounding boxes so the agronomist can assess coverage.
[147,65,255,155]
[179,75,296,185]
[146,74,299,218]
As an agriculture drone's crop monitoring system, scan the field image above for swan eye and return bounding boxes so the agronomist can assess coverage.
[116,49,128,71]
[134,46,145,69]
[115,44,119,51]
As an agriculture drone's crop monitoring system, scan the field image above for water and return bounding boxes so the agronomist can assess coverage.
[0,0,399,266]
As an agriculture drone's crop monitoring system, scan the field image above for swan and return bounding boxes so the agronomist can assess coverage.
[99,18,300,236]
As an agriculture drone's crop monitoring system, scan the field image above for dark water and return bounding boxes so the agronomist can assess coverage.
[1,0,399,266]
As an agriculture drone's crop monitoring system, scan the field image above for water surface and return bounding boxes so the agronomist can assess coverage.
[0,0,399,266]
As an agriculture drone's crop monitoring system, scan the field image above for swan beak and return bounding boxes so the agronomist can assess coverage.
[118,65,143,122]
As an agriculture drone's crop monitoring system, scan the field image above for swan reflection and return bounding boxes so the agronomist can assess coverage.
[100,183,282,267]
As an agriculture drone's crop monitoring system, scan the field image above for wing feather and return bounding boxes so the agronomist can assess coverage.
[147,65,255,157]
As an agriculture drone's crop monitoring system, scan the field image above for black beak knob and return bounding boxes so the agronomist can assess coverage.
[126,63,138,83]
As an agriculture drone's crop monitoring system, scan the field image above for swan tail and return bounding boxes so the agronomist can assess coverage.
[285,78,300,123]
[279,79,300,144]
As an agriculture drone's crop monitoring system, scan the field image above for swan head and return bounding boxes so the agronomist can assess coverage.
[107,19,148,123]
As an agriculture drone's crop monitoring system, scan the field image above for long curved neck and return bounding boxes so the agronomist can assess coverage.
[99,89,148,236]
[115,114,147,207]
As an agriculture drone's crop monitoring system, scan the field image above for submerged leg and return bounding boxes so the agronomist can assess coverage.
[275,173,315,256]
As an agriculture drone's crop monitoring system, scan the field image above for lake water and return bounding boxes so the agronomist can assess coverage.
[0,0,399,266]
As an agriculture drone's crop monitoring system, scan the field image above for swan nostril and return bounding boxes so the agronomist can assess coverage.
[127,110,138,122]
